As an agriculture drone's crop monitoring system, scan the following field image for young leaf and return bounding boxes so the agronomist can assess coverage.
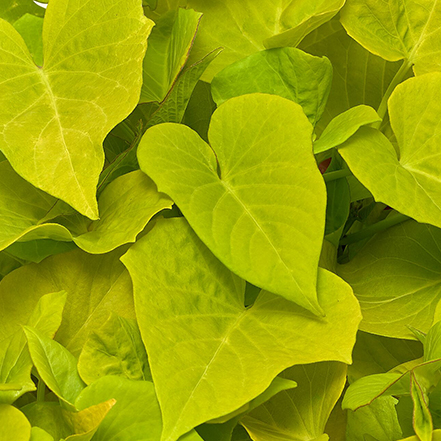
[211,47,333,126]
[339,74,441,229]
[410,372,433,441]
[0,248,134,357]
[346,396,403,441]
[121,217,361,441]
[0,0,153,219]
[240,362,347,441]
[340,0,441,75]
[338,220,441,339]
[141,8,202,103]
[138,94,327,314]
[78,314,151,385]
[313,105,381,154]
[24,326,85,406]
[0,404,31,441]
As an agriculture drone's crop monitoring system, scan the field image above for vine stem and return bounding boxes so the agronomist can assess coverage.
[37,380,46,402]
[373,60,412,129]
[340,213,410,245]
[323,169,352,182]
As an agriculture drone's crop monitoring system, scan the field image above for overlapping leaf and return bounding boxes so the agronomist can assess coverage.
[0,0,153,218]
[138,94,327,314]
[121,217,361,441]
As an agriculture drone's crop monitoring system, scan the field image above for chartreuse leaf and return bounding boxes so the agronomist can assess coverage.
[0,162,171,255]
[338,220,441,339]
[78,314,151,385]
[23,399,115,441]
[0,248,134,357]
[299,18,404,134]
[138,94,327,314]
[410,372,433,441]
[340,0,441,75]
[178,0,345,81]
[211,48,332,126]
[240,362,347,441]
[13,14,43,66]
[24,326,85,406]
[349,332,423,383]
[339,74,441,228]
[121,217,361,441]
[0,291,67,404]
[0,404,31,441]
[5,240,76,264]
[0,0,44,23]
[0,0,153,219]
[399,431,441,441]
[346,396,403,441]
[314,106,381,154]
[141,8,202,103]
[30,427,54,441]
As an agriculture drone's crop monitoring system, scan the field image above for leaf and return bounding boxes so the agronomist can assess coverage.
[340,0,441,75]
[30,427,54,441]
[0,404,31,441]
[211,47,333,126]
[349,332,423,383]
[399,431,441,441]
[299,18,404,134]
[74,376,162,441]
[314,106,381,154]
[339,74,441,229]
[5,240,76,264]
[0,291,67,404]
[138,94,327,314]
[0,0,45,23]
[24,326,85,406]
[180,0,345,81]
[141,8,202,103]
[346,396,403,441]
[13,14,43,66]
[410,372,433,441]
[0,0,153,218]
[337,220,441,339]
[240,362,347,441]
[0,248,134,357]
[78,314,151,385]
[121,217,361,441]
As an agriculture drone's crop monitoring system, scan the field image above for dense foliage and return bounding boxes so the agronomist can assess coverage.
[1,0,441,440]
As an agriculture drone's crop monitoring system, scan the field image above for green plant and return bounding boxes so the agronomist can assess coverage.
[1,0,441,440]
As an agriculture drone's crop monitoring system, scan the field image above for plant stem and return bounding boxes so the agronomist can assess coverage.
[37,380,46,402]
[340,213,410,245]
[373,60,412,129]
[323,169,352,182]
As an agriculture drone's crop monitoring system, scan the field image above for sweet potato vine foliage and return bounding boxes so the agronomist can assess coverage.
[3,0,441,441]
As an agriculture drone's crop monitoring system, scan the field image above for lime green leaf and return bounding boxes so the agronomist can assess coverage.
[0,404,31,441]
[349,332,423,383]
[338,220,441,339]
[74,376,162,441]
[339,74,441,228]
[24,326,85,406]
[300,18,404,134]
[314,106,381,154]
[141,8,202,103]
[121,217,361,441]
[78,314,151,385]
[0,252,21,280]
[0,291,67,404]
[399,430,441,441]
[13,14,43,66]
[0,0,44,23]
[340,0,441,75]
[0,0,153,219]
[30,427,54,441]
[411,373,433,441]
[138,94,327,314]
[0,248,134,357]
[211,48,332,126]
[241,362,347,441]
[346,396,403,441]
[180,0,344,81]
[5,240,76,264]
